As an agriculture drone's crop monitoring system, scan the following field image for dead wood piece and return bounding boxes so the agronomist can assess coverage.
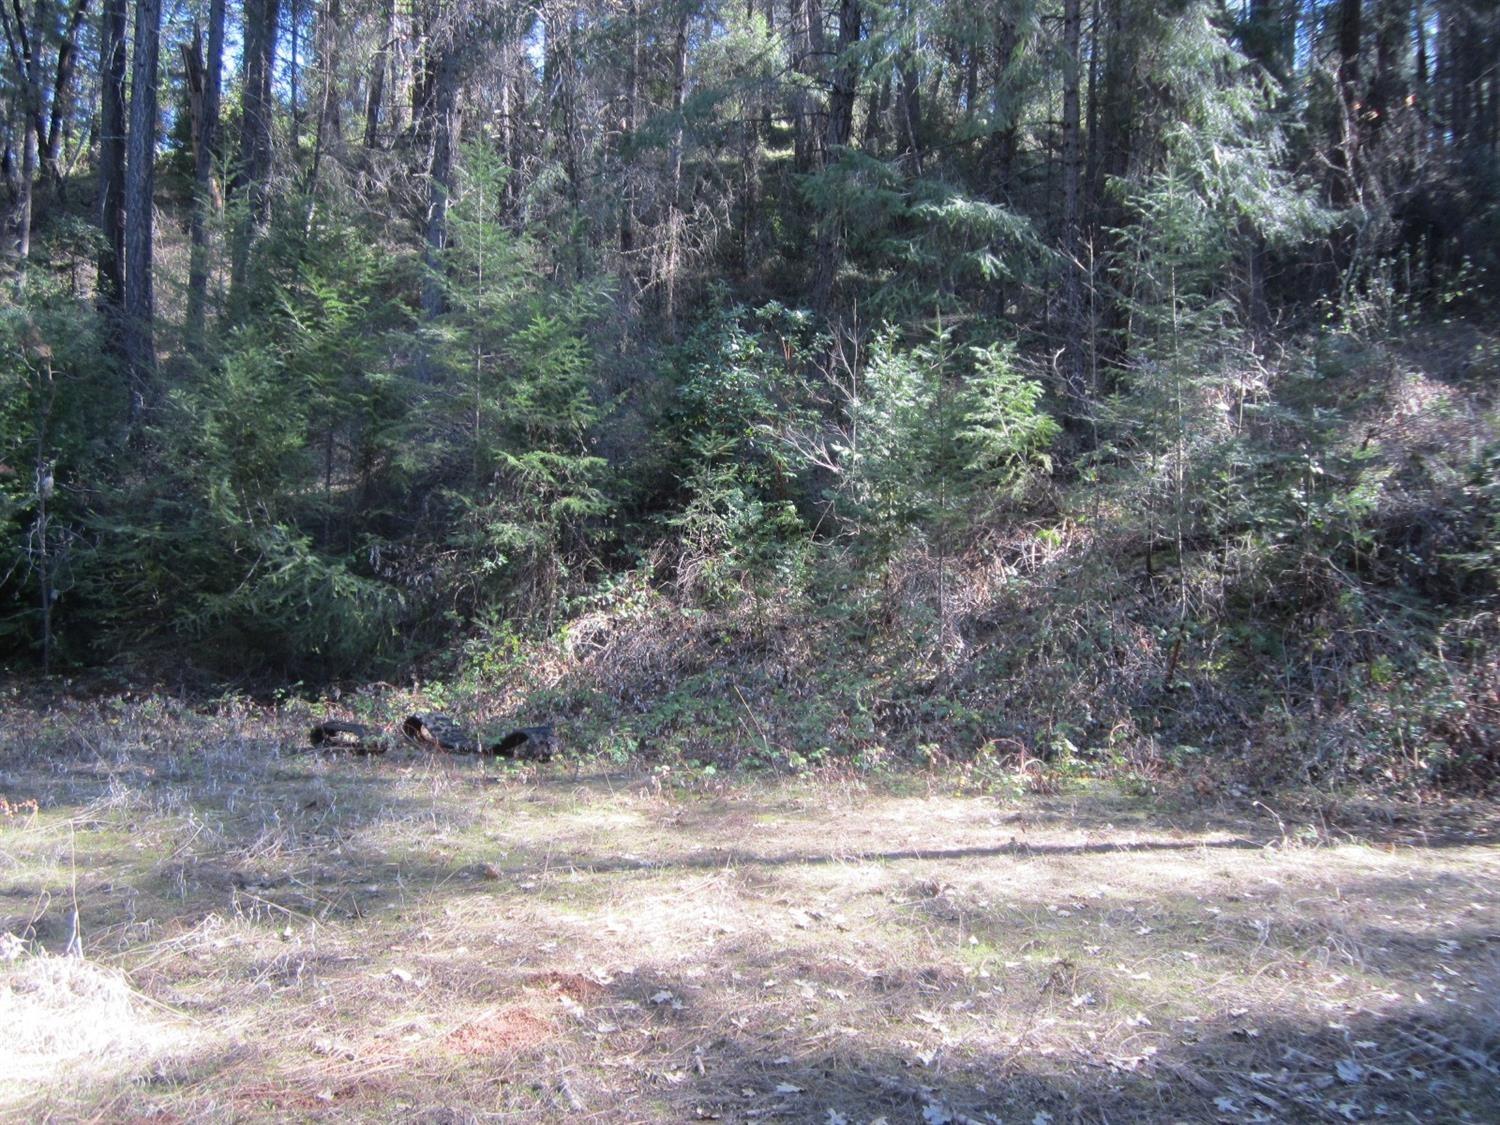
[309,720,381,754]
[488,724,557,762]
[402,713,484,754]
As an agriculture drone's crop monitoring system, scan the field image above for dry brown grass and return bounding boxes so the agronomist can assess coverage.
[1,693,1497,1122]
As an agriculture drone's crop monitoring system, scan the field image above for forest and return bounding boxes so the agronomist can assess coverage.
[3,3,1500,1118]
[1,0,1497,791]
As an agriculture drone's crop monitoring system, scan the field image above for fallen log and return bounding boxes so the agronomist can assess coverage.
[309,720,382,754]
[489,724,557,762]
[401,713,485,753]
[317,713,558,762]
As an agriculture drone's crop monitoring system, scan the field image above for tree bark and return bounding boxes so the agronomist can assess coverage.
[123,0,162,410]
[1331,0,1362,205]
[811,0,860,309]
[991,10,1020,198]
[14,87,36,262]
[364,0,394,147]
[619,0,639,288]
[0,0,44,261]
[419,46,460,326]
[1059,0,1086,407]
[288,0,301,153]
[42,0,89,185]
[897,50,924,174]
[1242,0,1288,86]
[787,0,811,171]
[185,0,225,350]
[230,0,279,308]
[664,9,688,335]
[560,6,583,280]
[1091,0,1131,220]
[861,74,888,154]
[97,0,126,308]
[318,0,342,148]
[304,0,342,220]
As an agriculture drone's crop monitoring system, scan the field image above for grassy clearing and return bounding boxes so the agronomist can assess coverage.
[1,695,1498,1122]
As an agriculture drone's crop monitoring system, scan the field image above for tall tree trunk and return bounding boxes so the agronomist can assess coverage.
[97,0,126,309]
[787,0,812,171]
[989,7,1025,319]
[1240,0,1286,333]
[288,0,301,153]
[43,0,89,185]
[185,0,224,350]
[990,10,1020,198]
[364,0,394,147]
[1331,0,1362,205]
[561,7,583,280]
[14,93,35,261]
[0,0,43,261]
[664,9,687,335]
[1414,0,1428,109]
[123,0,162,412]
[419,46,460,327]
[318,0,342,148]
[861,74,888,153]
[2,104,15,198]
[620,0,639,280]
[963,41,978,121]
[411,1,434,144]
[1059,0,1086,408]
[304,0,342,221]
[1091,0,1131,219]
[811,0,860,309]
[498,38,518,221]
[231,0,279,309]
[897,51,924,174]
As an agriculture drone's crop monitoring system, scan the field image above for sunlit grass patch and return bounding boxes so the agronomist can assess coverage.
[1,694,1497,1120]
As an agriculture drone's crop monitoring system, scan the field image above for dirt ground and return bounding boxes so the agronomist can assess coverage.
[1,698,1497,1122]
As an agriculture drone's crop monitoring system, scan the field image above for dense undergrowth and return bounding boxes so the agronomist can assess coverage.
[3,2,1497,796]
[5,266,1496,795]
[295,316,1497,796]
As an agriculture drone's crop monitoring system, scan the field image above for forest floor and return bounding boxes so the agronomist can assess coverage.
[2,698,1498,1123]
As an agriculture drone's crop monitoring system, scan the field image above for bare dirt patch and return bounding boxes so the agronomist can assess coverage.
[1,697,1497,1121]
[445,1005,556,1055]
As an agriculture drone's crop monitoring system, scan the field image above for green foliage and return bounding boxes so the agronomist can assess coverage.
[829,324,1056,547]
[123,330,404,678]
[0,279,121,664]
[428,144,611,626]
[663,302,814,599]
[958,342,1059,489]
[180,522,402,676]
[801,152,1042,316]
[1,0,1494,805]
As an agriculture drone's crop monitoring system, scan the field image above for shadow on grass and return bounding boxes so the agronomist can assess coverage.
[644,999,1500,1123]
